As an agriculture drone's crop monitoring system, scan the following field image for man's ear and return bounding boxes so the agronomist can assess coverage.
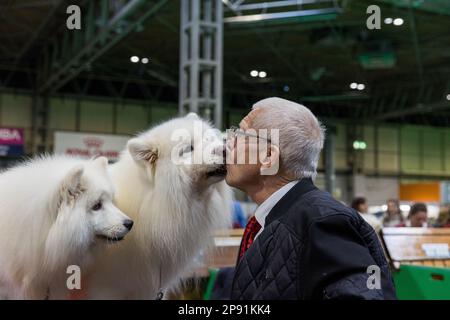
[260,145,280,176]
[127,137,158,165]
[59,164,84,206]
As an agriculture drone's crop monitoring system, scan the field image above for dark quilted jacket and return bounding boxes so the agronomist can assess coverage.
[231,178,397,300]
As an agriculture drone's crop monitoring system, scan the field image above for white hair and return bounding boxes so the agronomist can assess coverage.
[252,97,325,179]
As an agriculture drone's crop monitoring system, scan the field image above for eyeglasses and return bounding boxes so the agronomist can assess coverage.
[226,126,272,149]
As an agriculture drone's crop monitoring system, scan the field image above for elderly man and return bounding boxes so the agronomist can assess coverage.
[225,97,396,300]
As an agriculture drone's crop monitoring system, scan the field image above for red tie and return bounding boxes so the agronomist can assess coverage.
[238,216,262,260]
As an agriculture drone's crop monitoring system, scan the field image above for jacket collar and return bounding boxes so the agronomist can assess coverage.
[264,178,317,226]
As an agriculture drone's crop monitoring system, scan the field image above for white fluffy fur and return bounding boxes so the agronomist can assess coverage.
[80,114,232,299]
[0,155,132,299]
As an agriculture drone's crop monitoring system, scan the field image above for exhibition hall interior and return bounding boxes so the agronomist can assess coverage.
[0,0,450,300]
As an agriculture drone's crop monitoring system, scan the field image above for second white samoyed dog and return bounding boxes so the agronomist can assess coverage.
[0,156,133,299]
[79,113,232,299]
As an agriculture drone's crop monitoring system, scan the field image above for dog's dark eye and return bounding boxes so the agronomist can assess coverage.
[92,201,103,211]
[179,144,193,156]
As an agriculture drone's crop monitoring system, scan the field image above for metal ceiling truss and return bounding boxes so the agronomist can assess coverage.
[37,0,169,94]
[223,0,343,24]
[179,0,224,128]
[374,100,450,121]
[368,80,450,121]
[378,0,450,16]
[0,1,60,10]
[3,0,67,88]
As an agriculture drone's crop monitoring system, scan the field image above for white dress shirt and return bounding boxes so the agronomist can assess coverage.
[254,180,299,239]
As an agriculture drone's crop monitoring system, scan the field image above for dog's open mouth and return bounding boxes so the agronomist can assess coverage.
[96,234,125,242]
[206,166,227,177]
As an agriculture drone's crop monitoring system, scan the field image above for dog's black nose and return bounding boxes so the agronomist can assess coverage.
[123,219,134,231]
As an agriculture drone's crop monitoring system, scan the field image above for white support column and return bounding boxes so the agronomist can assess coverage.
[179,0,223,129]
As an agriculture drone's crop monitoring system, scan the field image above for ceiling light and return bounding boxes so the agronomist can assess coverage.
[357,83,365,91]
[250,70,258,77]
[353,140,367,150]
[130,56,139,63]
[350,82,358,89]
[446,94,450,101]
[384,17,393,24]
[141,57,149,64]
[258,71,267,78]
[393,18,404,26]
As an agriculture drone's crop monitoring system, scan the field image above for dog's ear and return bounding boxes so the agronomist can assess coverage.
[92,156,109,168]
[59,164,84,205]
[128,138,158,165]
[186,112,199,120]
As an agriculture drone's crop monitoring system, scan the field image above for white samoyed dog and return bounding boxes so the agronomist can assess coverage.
[0,156,133,299]
[79,113,232,299]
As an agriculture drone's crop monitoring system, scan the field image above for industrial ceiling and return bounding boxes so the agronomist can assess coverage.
[0,0,449,126]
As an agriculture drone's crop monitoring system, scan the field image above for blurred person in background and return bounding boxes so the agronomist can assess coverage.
[382,199,405,227]
[351,196,369,214]
[351,196,382,233]
[434,206,450,228]
[397,202,428,227]
[232,200,247,229]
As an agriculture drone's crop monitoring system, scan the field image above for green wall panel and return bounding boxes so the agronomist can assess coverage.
[79,100,114,133]
[116,103,149,135]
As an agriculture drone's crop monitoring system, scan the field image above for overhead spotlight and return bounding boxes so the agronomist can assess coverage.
[130,56,139,63]
[350,82,358,89]
[446,94,450,101]
[353,140,367,150]
[357,83,365,91]
[393,18,404,26]
[283,85,290,92]
[141,57,149,64]
[384,17,393,24]
[258,71,267,78]
[250,70,258,77]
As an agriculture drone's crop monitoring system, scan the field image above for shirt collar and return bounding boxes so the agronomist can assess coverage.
[254,180,299,228]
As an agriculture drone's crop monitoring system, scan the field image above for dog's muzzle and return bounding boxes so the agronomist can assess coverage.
[206,165,227,177]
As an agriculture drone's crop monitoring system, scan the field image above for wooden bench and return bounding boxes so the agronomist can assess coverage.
[381,227,450,269]
[206,228,243,268]
[181,228,243,279]
[168,229,243,299]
